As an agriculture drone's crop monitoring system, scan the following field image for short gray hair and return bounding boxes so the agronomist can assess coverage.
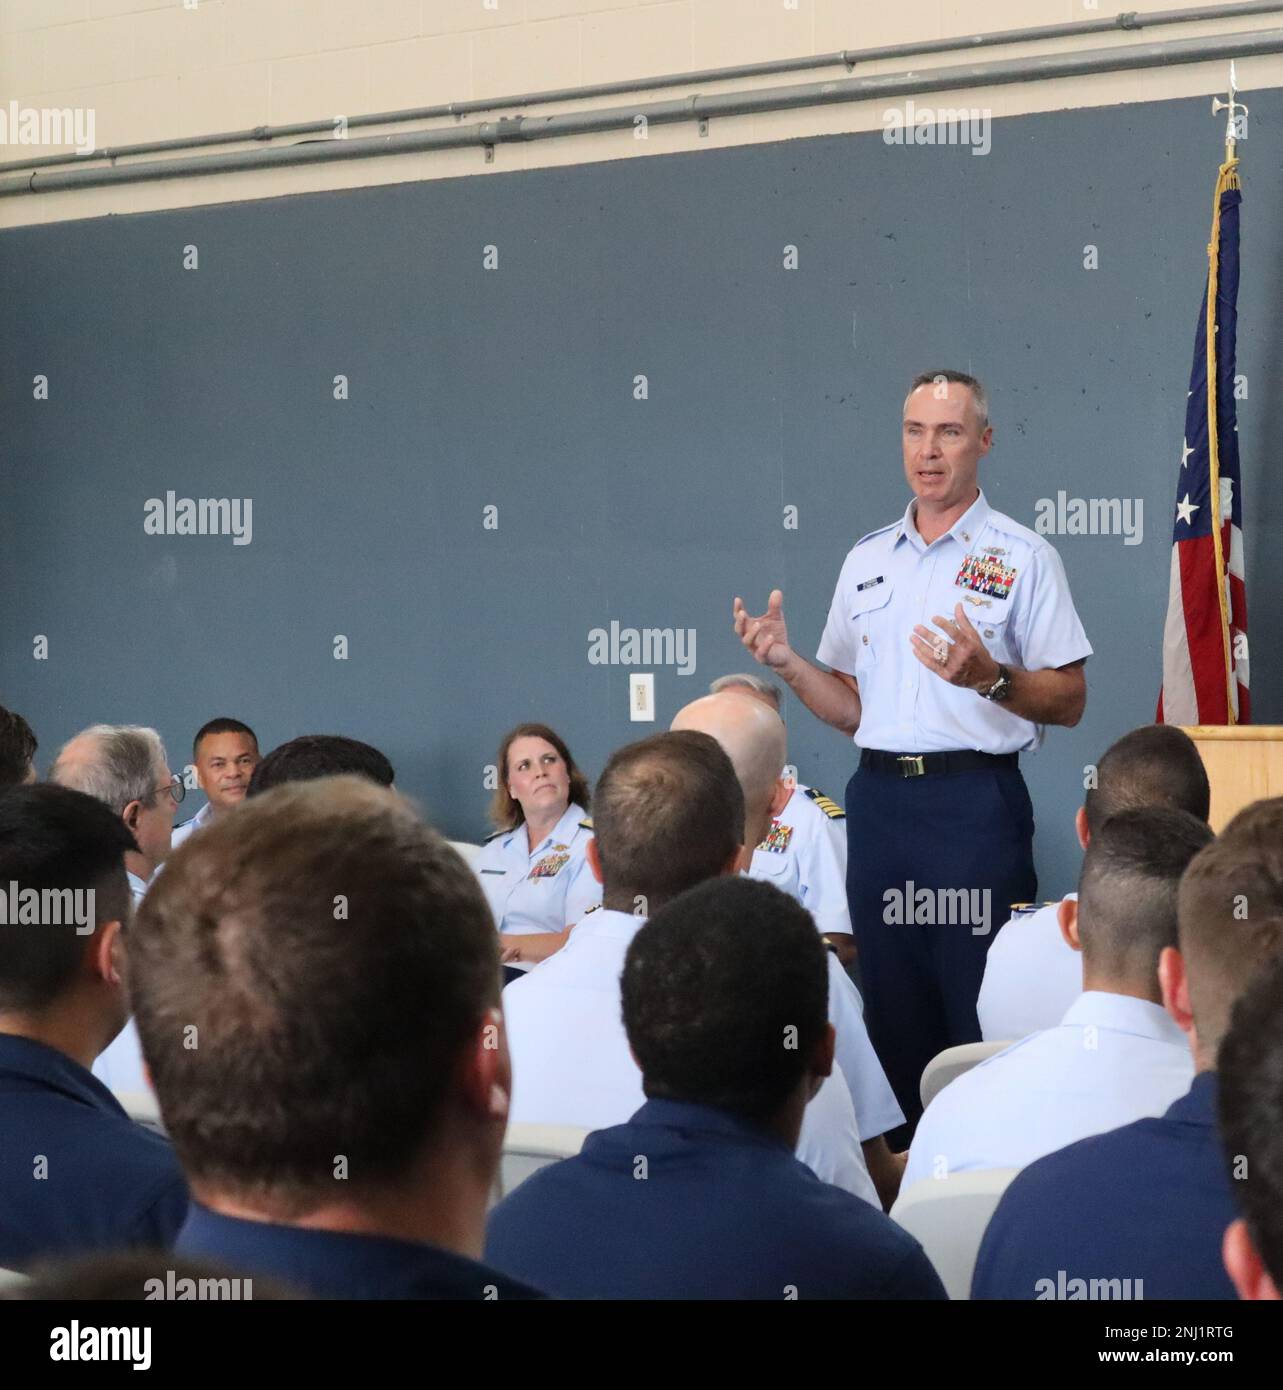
[709,673,782,711]
[907,369,989,428]
[49,725,169,814]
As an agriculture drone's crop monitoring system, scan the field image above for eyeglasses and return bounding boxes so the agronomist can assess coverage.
[153,775,185,807]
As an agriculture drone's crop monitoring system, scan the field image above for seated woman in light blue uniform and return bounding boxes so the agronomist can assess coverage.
[474,723,600,986]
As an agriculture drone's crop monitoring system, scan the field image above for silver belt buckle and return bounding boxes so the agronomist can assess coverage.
[897,754,926,778]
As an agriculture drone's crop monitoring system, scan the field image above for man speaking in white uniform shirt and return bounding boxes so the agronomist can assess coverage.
[503,728,879,1206]
[734,370,1093,1139]
[903,807,1211,1190]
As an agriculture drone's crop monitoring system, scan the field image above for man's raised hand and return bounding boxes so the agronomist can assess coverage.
[732,590,793,669]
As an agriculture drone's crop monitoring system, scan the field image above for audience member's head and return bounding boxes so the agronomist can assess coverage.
[589,731,743,914]
[489,722,591,832]
[623,876,833,1143]
[1218,953,1283,1301]
[1168,797,1283,1074]
[708,673,783,713]
[246,734,394,797]
[1071,807,1213,998]
[191,718,260,817]
[48,725,179,882]
[129,777,506,1251]
[0,784,137,1065]
[1081,724,1210,846]
[0,704,38,788]
[671,692,787,853]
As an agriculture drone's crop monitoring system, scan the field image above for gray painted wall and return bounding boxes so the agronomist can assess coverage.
[3,89,1281,901]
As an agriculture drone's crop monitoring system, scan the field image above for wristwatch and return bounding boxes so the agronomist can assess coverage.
[980,664,1013,702]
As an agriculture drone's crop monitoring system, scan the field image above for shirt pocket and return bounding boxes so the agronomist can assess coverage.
[961,603,1016,664]
[849,581,895,667]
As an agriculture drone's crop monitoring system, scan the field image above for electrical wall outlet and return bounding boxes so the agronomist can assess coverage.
[629,672,655,721]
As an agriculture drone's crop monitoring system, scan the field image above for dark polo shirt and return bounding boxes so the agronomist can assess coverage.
[178,1203,544,1300]
[0,1033,187,1270]
[972,1072,1237,1300]
[487,1098,946,1300]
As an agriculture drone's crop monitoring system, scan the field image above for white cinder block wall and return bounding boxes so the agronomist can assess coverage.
[1,0,1279,226]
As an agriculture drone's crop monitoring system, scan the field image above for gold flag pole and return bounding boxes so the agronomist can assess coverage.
[1205,64,1247,723]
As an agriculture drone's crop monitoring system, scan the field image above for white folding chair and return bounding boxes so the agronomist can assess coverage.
[492,1123,589,1205]
[919,1040,1014,1110]
[449,840,484,868]
[890,1169,1021,1299]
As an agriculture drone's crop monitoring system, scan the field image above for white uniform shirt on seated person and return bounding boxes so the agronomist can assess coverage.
[977,893,1081,1042]
[749,784,851,941]
[503,907,879,1207]
[170,800,215,851]
[92,870,149,1098]
[902,990,1193,1190]
[474,801,600,973]
[748,798,904,1142]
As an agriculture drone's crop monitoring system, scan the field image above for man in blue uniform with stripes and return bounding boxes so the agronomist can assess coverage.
[734,370,1091,1141]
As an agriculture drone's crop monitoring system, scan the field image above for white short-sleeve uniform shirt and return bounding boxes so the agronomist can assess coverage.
[902,991,1193,1190]
[170,800,215,850]
[502,908,878,1206]
[747,785,904,1140]
[977,894,1082,1042]
[473,801,600,973]
[92,871,150,1098]
[749,783,852,939]
[816,490,1093,753]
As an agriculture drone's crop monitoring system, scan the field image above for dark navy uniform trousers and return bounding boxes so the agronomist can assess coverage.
[845,759,1036,1143]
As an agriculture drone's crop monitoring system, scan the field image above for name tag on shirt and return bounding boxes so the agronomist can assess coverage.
[856,575,884,593]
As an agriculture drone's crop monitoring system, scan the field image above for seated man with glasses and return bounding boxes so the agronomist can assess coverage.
[49,725,184,1099]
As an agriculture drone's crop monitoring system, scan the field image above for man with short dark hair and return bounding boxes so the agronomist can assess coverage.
[0,704,38,787]
[979,723,1211,1040]
[674,691,905,1207]
[0,785,187,1269]
[171,718,259,849]
[246,734,394,796]
[1220,951,1283,1301]
[503,728,878,1205]
[130,776,534,1299]
[488,876,946,1299]
[503,731,746,1129]
[975,797,1283,1300]
[904,807,1211,1189]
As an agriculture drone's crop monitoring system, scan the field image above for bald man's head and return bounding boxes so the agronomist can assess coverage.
[672,693,787,853]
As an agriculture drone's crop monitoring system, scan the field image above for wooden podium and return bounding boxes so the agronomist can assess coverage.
[1182,726,1283,832]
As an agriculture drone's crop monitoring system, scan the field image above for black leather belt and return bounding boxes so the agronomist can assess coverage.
[859,749,1019,778]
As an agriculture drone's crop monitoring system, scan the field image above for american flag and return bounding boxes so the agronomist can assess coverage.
[1158,162,1249,726]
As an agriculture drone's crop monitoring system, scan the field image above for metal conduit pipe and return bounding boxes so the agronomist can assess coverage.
[2,26,1280,198]
[0,0,1279,178]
